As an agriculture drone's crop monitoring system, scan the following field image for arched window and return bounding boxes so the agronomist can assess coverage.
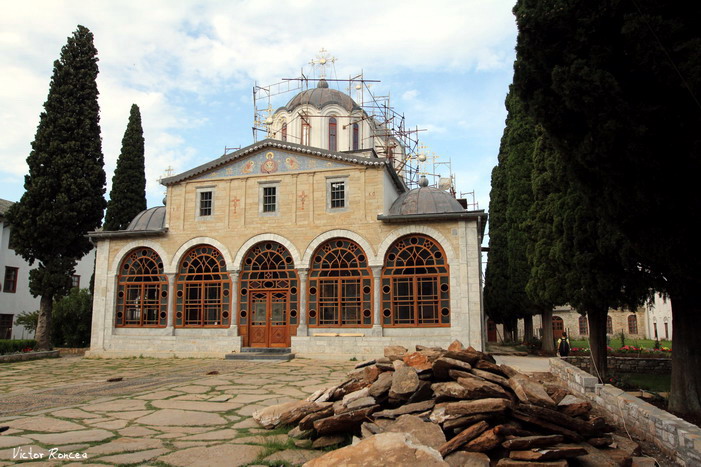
[606,315,613,334]
[628,314,638,334]
[281,122,287,142]
[328,117,337,151]
[578,315,588,335]
[308,239,372,327]
[175,245,230,327]
[352,123,359,150]
[116,248,167,327]
[239,242,299,347]
[382,235,449,327]
[552,316,564,338]
[301,115,311,146]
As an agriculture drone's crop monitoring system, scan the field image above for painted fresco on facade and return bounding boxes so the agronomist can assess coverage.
[191,149,353,181]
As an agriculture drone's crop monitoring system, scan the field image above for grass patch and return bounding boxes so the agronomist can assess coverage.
[617,373,671,393]
[570,338,672,350]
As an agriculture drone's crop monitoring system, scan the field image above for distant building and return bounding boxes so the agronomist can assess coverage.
[0,198,95,340]
[487,298,672,344]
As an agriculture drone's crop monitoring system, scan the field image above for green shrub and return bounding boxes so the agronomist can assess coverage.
[0,339,37,355]
[15,310,39,334]
[51,288,93,347]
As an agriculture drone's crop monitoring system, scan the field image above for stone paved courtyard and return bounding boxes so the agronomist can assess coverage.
[0,356,356,466]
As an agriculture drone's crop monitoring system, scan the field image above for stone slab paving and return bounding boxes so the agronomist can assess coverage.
[0,356,354,465]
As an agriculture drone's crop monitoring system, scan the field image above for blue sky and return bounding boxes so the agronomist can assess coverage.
[0,0,517,214]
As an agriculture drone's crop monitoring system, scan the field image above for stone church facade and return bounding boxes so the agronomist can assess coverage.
[88,79,487,358]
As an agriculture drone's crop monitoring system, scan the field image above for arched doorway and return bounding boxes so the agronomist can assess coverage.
[552,316,564,339]
[239,242,298,347]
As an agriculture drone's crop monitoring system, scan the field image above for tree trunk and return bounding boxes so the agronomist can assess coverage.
[587,309,608,382]
[541,308,554,353]
[34,295,53,351]
[523,314,534,341]
[668,293,701,418]
[504,317,517,342]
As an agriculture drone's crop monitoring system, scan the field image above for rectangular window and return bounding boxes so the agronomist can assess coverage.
[71,275,80,289]
[3,267,18,293]
[0,314,12,339]
[263,186,277,213]
[199,191,213,217]
[330,181,345,208]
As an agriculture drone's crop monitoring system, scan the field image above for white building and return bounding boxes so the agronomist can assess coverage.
[0,198,95,340]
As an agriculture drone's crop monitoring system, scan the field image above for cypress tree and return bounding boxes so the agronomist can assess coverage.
[513,0,701,415]
[6,25,106,351]
[104,104,147,231]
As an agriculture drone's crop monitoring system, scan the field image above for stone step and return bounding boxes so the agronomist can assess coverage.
[225,352,295,361]
[240,347,292,354]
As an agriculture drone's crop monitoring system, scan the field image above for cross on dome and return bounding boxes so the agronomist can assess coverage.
[309,48,336,79]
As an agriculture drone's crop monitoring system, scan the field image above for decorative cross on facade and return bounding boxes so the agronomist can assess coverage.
[232,197,240,214]
[309,48,336,79]
[298,191,308,210]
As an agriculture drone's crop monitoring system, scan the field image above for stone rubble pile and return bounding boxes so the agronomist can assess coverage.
[253,341,644,466]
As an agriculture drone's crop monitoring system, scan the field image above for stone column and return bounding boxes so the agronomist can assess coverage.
[371,266,383,337]
[297,268,309,336]
[228,270,239,336]
[166,273,176,335]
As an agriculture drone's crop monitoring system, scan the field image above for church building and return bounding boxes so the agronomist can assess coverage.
[88,64,487,359]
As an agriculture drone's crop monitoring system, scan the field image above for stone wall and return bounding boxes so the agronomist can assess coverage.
[562,356,671,375]
[550,358,701,466]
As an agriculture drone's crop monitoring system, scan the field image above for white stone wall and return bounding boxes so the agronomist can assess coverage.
[1,219,95,340]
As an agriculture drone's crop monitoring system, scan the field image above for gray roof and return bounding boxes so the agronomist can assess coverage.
[388,187,465,216]
[160,139,406,192]
[283,79,361,113]
[379,187,488,233]
[127,206,166,231]
[89,206,167,240]
[0,198,13,218]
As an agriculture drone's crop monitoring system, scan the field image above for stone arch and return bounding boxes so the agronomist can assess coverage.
[170,237,234,273]
[111,240,171,275]
[378,226,456,266]
[234,234,302,270]
[302,230,377,267]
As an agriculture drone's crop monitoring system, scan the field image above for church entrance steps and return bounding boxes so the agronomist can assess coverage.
[225,347,295,361]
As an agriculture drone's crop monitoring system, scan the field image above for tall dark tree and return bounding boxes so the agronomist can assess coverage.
[484,145,517,341]
[485,89,543,343]
[502,89,548,345]
[514,0,701,416]
[6,25,106,350]
[526,129,650,378]
[104,104,146,231]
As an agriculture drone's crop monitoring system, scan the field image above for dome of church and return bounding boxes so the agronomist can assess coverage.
[126,206,166,231]
[285,78,360,113]
[388,187,465,216]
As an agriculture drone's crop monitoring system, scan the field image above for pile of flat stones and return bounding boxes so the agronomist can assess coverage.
[253,341,645,466]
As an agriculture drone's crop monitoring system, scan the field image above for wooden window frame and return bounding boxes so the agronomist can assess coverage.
[578,315,588,335]
[628,314,638,334]
[71,275,81,289]
[352,123,359,150]
[606,315,613,334]
[115,248,168,327]
[175,245,230,328]
[381,235,450,327]
[328,116,337,151]
[308,239,373,327]
[196,187,214,219]
[3,267,18,294]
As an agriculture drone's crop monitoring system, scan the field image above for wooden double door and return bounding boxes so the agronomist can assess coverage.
[248,290,290,347]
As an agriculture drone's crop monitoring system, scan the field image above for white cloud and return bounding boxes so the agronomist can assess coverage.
[0,0,517,208]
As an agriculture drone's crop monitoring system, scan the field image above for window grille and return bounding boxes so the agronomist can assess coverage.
[381,235,450,327]
[199,191,213,216]
[175,245,230,327]
[115,248,167,327]
[308,239,372,327]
